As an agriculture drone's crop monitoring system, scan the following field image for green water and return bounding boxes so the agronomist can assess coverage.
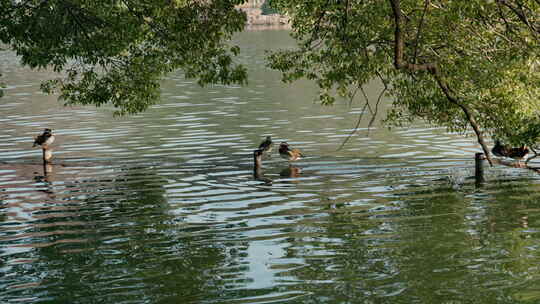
[1,30,540,304]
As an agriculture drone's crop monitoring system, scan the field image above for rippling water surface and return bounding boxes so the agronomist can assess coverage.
[2,31,540,303]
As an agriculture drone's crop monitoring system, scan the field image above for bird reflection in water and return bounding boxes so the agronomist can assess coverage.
[279,165,302,178]
[34,163,55,196]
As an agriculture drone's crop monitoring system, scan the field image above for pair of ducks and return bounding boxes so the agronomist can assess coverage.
[254,136,303,181]
[257,136,304,162]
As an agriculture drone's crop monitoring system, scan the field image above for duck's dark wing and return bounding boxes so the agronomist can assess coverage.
[259,139,272,150]
[33,134,45,147]
[508,147,529,158]
[33,132,53,147]
[492,142,510,157]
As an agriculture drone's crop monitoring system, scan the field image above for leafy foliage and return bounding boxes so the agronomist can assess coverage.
[261,0,278,15]
[1,0,540,152]
[0,0,248,115]
[268,0,540,147]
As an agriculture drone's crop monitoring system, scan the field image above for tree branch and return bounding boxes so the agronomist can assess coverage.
[337,83,371,151]
[496,0,539,41]
[307,0,331,48]
[412,0,429,63]
[388,0,494,165]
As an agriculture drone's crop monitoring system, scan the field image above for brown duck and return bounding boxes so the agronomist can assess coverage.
[279,142,304,162]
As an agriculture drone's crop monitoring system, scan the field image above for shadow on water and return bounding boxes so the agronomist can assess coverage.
[260,172,540,303]
[0,161,251,303]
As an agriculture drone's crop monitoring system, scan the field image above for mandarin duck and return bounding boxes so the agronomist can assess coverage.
[279,142,304,162]
[33,128,55,148]
[492,140,529,161]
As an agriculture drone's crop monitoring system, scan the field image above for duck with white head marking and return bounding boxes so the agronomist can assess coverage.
[33,128,55,148]
[278,142,304,162]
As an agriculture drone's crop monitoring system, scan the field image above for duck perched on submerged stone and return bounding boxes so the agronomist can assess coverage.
[33,128,55,148]
[279,142,304,162]
[492,140,529,161]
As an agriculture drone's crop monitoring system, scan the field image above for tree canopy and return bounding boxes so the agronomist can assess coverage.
[0,0,248,115]
[261,0,278,15]
[1,0,539,161]
[268,0,540,162]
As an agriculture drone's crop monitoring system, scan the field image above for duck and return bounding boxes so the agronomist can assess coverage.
[33,128,55,148]
[258,136,273,156]
[279,142,304,162]
[492,140,529,161]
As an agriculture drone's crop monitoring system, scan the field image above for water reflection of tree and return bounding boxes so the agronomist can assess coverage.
[270,182,399,302]
[273,177,540,303]
[481,179,540,302]
[1,163,235,303]
[386,180,540,302]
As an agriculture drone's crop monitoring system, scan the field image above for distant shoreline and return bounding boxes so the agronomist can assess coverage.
[245,24,290,31]
[238,6,290,28]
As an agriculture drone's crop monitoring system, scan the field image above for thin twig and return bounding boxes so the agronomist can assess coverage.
[497,0,539,41]
[348,84,361,107]
[337,84,371,151]
[367,72,388,135]
[412,0,429,63]
[526,147,538,164]
[306,0,331,47]
[359,86,375,115]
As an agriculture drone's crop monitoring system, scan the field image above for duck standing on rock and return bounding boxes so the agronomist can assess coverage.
[33,128,55,148]
[492,140,529,162]
[258,136,273,156]
[279,142,304,162]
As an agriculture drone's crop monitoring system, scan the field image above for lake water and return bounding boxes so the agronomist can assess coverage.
[2,30,540,304]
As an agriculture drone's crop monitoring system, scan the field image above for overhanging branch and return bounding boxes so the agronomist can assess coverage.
[388,0,494,165]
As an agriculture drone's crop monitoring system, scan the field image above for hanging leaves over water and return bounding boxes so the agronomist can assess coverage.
[2,0,540,158]
[0,0,248,115]
[268,0,540,153]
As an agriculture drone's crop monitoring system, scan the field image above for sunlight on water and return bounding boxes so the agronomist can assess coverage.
[2,31,540,304]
